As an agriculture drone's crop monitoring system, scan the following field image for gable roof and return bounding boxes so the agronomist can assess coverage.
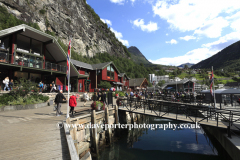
[71,59,121,74]
[129,78,148,87]
[0,24,85,78]
[71,59,93,70]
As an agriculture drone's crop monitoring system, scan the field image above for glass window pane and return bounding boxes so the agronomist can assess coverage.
[32,39,41,55]
[107,65,110,71]
[15,52,23,65]
[17,35,30,53]
[23,54,29,67]
[111,66,114,72]
[0,37,9,50]
[36,57,42,69]
[29,56,35,67]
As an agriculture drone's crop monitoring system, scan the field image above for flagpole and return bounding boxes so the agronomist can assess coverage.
[212,66,216,108]
[67,38,71,119]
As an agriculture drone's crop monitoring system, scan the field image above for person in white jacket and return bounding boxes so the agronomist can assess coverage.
[83,91,89,107]
[3,77,9,91]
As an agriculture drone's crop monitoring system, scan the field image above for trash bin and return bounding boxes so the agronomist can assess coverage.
[48,100,53,106]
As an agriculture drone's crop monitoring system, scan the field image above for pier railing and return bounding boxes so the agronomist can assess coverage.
[119,97,240,137]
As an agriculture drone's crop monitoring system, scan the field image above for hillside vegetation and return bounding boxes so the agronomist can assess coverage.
[192,40,240,72]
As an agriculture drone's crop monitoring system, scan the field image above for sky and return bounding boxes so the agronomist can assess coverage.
[87,0,240,66]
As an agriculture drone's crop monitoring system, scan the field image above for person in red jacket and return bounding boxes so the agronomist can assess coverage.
[69,94,77,117]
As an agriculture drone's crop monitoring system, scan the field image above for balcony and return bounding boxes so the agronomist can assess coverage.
[45,62,66,73]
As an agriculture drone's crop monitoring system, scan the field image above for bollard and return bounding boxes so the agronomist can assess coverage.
[105,107,112,144]
[91,110,99,155]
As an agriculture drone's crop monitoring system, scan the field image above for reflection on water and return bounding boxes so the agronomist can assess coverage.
[96,116,232,160]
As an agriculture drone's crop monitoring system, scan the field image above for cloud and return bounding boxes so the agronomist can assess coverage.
[110,28,129,46]
[193,17,229,38]
[226,11,240,32]
[202,32,240,51]
[130,0,136,4]
[132,19,158,32]
[110,0,125,5]
[100,18,112,26]
[179,35,196,41]
[166,39,178,44]
[150,31,240,66]
[166,33,169,36]
[149,48,216,66]
[152,0,240,37]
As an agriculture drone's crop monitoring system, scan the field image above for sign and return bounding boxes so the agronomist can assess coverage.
[79,83,82,91]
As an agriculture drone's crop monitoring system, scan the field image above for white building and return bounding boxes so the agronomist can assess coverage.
[149,74,170,85]
[174,77,182,81]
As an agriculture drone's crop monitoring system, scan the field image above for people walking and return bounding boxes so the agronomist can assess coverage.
[39,81,44,93]
[9,79,13,90]
[83,91,89,107]
[50,81,56,93]
[69,94,77,117]
[54,90,66,116]
[3,77,9,91]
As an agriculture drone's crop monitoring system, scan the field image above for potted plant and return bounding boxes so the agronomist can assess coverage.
[91,101,105,111]
[138,95,142,100]
[116,98,122,106]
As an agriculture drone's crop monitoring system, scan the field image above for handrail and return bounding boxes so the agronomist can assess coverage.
[121,98,240,136]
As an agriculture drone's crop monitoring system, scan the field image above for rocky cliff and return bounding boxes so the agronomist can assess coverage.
[0,0,128,57]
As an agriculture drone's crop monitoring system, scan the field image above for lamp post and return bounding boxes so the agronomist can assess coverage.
[96,68,97,90]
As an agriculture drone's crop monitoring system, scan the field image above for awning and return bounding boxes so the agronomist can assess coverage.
[113,82,123,85]
[166,87,173,90]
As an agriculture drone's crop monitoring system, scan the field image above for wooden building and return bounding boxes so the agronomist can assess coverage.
[129,78,148,90]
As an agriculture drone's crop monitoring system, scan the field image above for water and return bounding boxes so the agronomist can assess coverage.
[96,116,232,160]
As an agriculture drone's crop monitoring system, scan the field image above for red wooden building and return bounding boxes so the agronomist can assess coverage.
[71,60,130,92]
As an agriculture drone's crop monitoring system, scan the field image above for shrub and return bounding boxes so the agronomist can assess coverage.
[0,78,49,106]
[39,9,46,15]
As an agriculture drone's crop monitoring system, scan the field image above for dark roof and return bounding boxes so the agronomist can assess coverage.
[129,78,147,87]
[118,73,125,77]
[91,62,112,70]
[71,59,93,70]
[118,73,130,79]
[225,82,240,86]
[201,89,240,94]
[164,80,190,86]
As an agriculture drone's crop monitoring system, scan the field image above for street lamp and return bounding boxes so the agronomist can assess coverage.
[96,68,97,90]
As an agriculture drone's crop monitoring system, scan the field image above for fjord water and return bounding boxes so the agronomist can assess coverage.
[97,116,232,160]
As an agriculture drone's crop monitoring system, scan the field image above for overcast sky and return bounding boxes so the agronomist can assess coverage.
[87,0,240,66]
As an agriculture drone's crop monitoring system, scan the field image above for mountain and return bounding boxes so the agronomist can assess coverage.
[0,0,130,58]
[128,46,151,65]
[191,40,240,71]
[178,63,195,68]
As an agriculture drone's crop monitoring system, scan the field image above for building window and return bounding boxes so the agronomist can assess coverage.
[107,65,114,80]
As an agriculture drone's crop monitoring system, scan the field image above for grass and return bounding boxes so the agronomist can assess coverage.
[217,79,237,84]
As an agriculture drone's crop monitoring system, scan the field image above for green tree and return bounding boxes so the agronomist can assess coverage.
[157,80,165,87]
[98,81,111,89]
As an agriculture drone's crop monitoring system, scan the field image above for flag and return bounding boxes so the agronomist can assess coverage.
[210,70,214,96]
[66,39,71,79]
